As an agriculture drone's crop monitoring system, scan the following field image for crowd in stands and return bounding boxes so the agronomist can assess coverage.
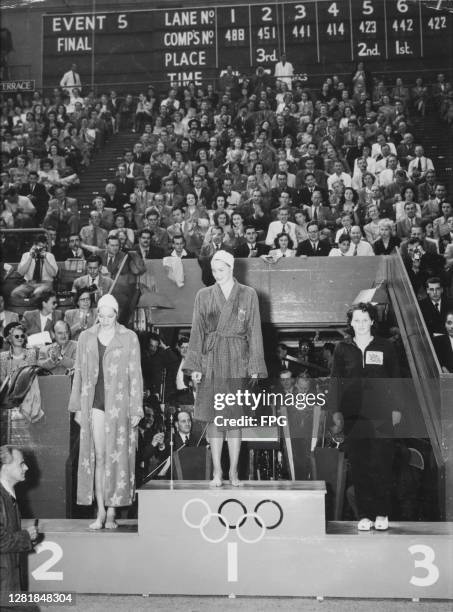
[1,62,452,516]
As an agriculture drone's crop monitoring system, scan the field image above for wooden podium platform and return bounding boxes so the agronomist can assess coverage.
[24,481,453,599]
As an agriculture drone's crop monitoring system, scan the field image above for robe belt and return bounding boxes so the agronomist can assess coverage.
[205,331,246,352]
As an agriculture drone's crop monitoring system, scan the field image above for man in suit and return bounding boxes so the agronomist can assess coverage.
[419,278,453,336]
[296,223,331,257]
[295,159,327,191]
[59,233,86,261]
[192,174,213,209]
[71,255,113,303]
[22,290,63,336]
[38,320,77,374]
[235,227,269,257]
[302,190,330,228]
[99,235,146,323]
[114,165,135,204]
[123,150,143,179]
[399,225,438,259]
[268,343,299,379]
[103,182,124,213]
[396,202,421,240]
[0,445,39,597]
[418,171,437,205]
[433,311,453,373]
[19,170,49,224]
[298,173,328,206]
[172,409,198,450]
[160,176,184,208]
[44,186,79,235]
[269,173,298,208]
[134,228,165,260]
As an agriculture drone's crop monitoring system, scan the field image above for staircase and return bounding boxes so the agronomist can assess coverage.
[69,131,139,225]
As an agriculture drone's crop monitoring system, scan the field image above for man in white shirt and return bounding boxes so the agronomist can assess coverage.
[407,145,435,181]
[221,177,241,210]
[378,155,401,188]
[60,63,82,95]
[271,160,297,188]
[327,161,352,191]
[374,143,394,176]
[11,235,58,303]
[371,133,397,159]
[274,53,294,89]
[266,208,297,246]
[346,226,375,256]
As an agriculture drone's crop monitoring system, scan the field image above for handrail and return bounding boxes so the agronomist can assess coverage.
[387,250,445,465]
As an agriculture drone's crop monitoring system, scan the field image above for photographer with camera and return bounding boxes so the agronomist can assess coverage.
[403,237,446,299]
[10,234,59,305]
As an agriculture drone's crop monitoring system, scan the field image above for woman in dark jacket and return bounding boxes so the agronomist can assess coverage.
[329,303,402,531]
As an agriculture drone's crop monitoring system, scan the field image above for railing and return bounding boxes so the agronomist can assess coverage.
[387,250,446,465]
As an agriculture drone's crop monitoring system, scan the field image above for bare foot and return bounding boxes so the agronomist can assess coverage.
[105,519,118,529]
[105,509,118,529]
[229,472,242,487]
[209,474,223,487]
[89,513,106,530]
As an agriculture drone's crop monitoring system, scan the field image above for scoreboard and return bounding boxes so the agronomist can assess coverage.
[42,0,452,89]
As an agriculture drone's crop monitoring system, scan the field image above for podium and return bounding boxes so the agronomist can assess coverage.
[24,480,453,599]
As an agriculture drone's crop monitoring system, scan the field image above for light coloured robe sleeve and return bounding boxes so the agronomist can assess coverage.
[68,336,83,412]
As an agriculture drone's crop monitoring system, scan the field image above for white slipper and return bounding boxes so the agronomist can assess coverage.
[358,518,374,531]
[375,515,389,530]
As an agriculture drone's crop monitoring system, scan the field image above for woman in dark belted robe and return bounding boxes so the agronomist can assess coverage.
[184,250,267,487]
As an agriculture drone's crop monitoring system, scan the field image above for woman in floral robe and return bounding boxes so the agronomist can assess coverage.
[68,295,143,529]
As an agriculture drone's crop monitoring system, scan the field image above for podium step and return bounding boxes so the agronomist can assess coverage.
[23,481,453,599]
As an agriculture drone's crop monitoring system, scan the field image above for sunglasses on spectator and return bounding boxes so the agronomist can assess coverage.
[13,334,25,339]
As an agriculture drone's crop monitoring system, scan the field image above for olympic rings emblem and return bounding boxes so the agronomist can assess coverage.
[182,497,283,544]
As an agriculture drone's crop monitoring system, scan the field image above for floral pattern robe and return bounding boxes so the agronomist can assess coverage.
[68,323,143,506]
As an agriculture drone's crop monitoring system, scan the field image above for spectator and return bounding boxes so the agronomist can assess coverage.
[11,235,58,303]
[269,232,296,259]
[22,290,63,336]
[71,255,113,303]
[345,226,374,256]
[373,219,400,255]
[79,210,109,253]
[296,223,331,256]
[329,233,352,257]
[266,207,297,246]
[418,278,453,337]
[38,319,76,374]
[64,288,98,340]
